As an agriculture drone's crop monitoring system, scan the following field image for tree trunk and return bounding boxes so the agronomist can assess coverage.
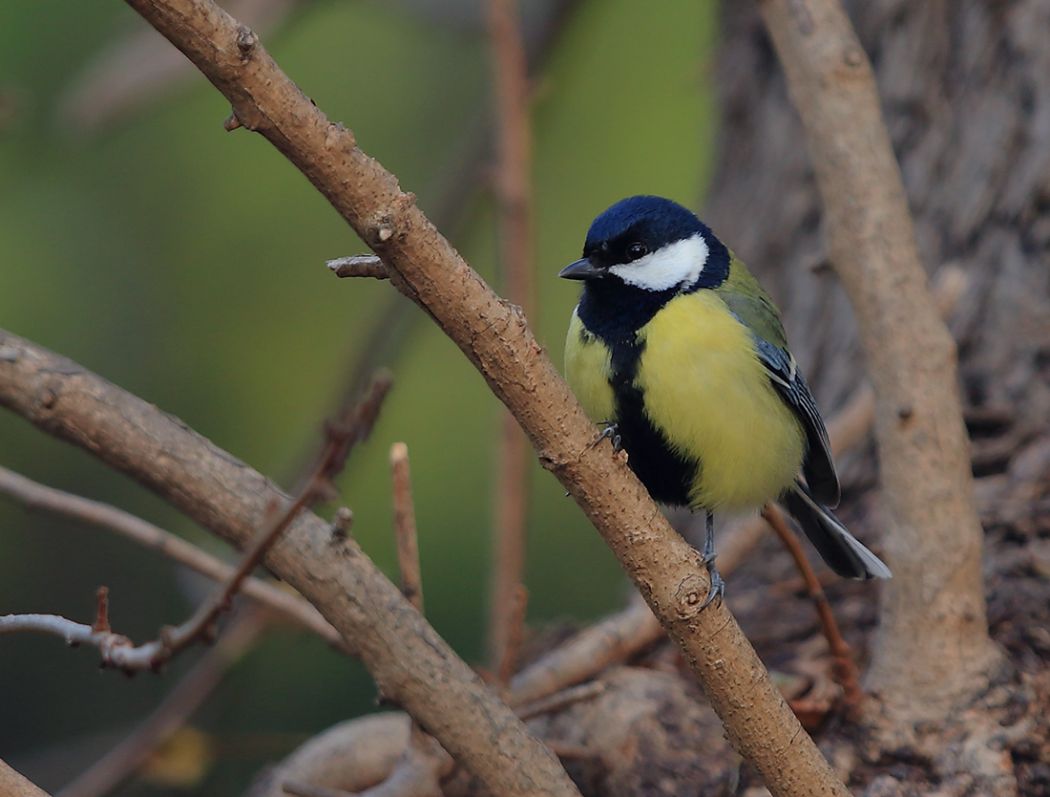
[705,0,1050,738]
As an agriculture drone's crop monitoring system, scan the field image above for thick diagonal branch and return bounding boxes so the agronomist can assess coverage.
[110,2,849,794]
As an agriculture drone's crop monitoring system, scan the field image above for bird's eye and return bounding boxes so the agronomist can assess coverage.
[627,242,648,261]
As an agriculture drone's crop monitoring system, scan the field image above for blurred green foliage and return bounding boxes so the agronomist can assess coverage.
[0,0,715,792]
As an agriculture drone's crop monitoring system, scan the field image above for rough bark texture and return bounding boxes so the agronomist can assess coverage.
[706,0,1048,720]
[111,2,852,795]
[252,668,737,797]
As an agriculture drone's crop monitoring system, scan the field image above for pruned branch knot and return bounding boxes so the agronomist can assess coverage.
[235,25,258,61]
[674,574,712,619]
[372,220,396,245]
[324,122,356,151]
[38,387,57,409]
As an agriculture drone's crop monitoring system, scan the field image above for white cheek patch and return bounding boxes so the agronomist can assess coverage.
[608,233,709,291]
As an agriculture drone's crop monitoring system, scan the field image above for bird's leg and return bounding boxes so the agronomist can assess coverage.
[589,420,622,453]
[701,511,725,607]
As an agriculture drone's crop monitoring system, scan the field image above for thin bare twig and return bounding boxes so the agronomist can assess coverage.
[489,414,531,672]
[514,680,606,721]
[327,255,389,281]
[0,465,343,647]
[56,607,269,797]
[509,594,659,705]
[92,586,111,633]
[152,371,392,663]
[383,451,452,797]
[496,584,528,685]
[389,443,423,614]
[761,505,863,716]
[0,489,296,673]
[544,742,597,761]
[486,0,536,675]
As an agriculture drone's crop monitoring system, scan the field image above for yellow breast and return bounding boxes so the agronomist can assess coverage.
[635,291,805,510]
[564,309,616,424]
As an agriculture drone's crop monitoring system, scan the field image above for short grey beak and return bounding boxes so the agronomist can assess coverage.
[558,258,602,281]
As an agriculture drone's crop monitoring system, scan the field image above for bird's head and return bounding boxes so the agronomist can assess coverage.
[559,195,728,292]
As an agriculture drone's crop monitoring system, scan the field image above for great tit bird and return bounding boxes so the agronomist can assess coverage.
[561,195,891,604]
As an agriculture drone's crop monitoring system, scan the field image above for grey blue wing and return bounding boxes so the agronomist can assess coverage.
[753,337,841,507]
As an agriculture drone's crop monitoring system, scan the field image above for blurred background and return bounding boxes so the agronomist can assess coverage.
[0,1,716,792]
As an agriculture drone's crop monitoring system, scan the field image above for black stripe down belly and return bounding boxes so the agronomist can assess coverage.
[607,335,698,508]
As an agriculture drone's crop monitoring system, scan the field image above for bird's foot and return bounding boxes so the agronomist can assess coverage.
[589,422,622,453]
[700,554,725,608]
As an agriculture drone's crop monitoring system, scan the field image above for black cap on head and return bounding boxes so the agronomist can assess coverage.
[583,195,707,267]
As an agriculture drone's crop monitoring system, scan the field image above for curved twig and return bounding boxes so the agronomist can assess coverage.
[0,465,343,647]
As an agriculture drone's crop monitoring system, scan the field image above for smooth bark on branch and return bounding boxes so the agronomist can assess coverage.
[0,761,51,797]
[113,2,848,794]
[757,0,1003,718]
[0,613,165,670]
[249,714,411,797]
[0,329,577,797]
[389,443,423,613]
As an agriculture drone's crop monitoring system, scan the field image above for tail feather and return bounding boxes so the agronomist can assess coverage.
[782,483,892,580]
